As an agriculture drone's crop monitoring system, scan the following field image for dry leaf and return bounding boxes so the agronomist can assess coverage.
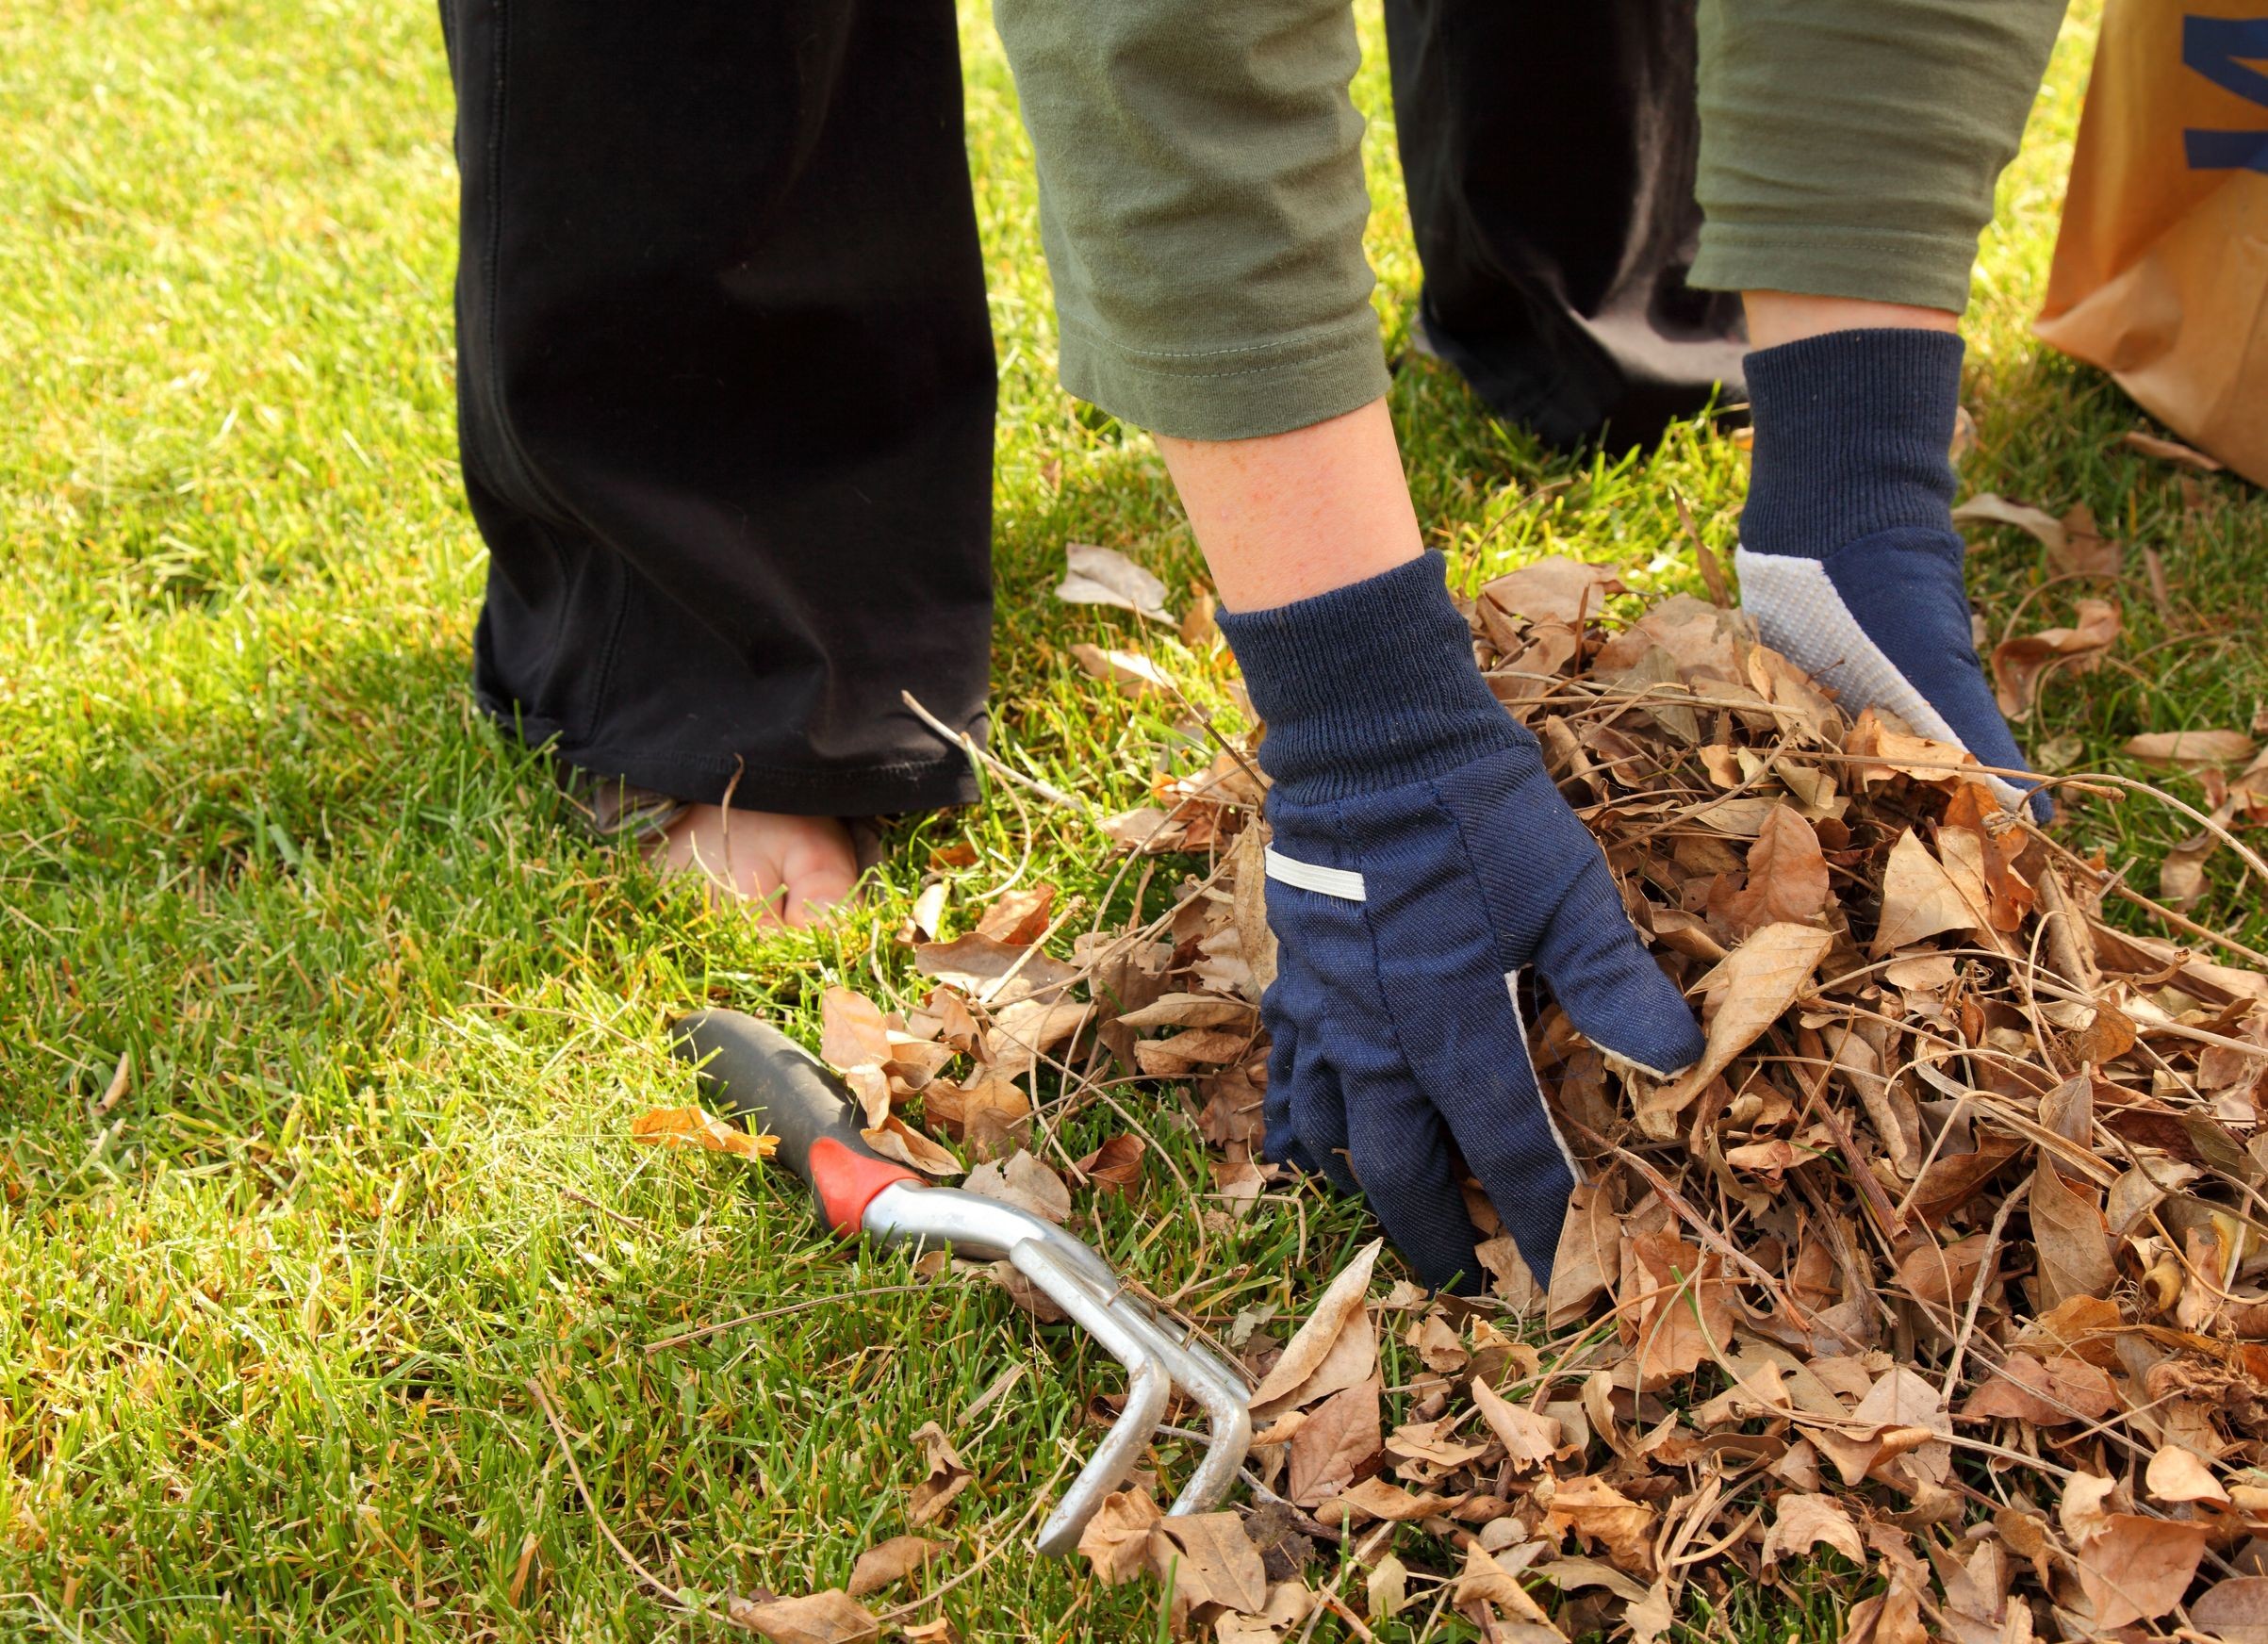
[861,1116,960,1177]
[1646,923,1833,1121]
[1761,1493,1865,1567]
[1144,1512,1268,1619]
[726,1589,879,1644]
[1542,1475,1658,1574]
[631,1106,776,1160]
[1953,493,2066,554]
[974,884,1057,945]
[1710,804,1831,935]
[2123,730,2258,768]
[1069,643,1171,697]
[1873,829,1987,955]
[1471,1376,1560,1470]
[1991,600,2119,718]
[1076,1488,1161,1585]
[1073,1132,1146,1196]
[1057,542,1172,624]
[2030,1162,2117,1307]
[961,1149,1070,1224]
[906,1422,972,1528]
[2074,1512,2211,1628]
[2145,1441,2228,1504]
[2194,1578,2268,1644]
[1325,1477,1460,1523]
[1367,1553,1411,1621]
[2123,429,2223,472]
[1480,556,1625,626]
[846,1536,945,1598]
[1286,1377,1381,1507]
[1249,1239,1382,1411]
[1113,993,1257,1031]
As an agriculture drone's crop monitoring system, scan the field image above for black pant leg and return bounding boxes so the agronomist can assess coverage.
[441,0,994,816]
[1385,0,1749,453]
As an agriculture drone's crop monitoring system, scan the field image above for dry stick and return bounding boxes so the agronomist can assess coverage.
[643,1283,940,1353]
[526,1376,695,1611]
[902,688,1084,813]
[1940,1182,2024,1404]
[2022,821,2268,972]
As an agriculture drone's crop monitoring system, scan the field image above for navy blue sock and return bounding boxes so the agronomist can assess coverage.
[1734,328,2046,820]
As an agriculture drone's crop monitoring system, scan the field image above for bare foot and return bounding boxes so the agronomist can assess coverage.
[649,806,860,927]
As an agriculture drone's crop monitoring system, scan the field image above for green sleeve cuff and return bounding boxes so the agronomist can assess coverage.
[1057,308,1391,441]
[1689,224,1982,315]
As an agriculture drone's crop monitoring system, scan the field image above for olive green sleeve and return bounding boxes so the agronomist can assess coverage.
[1691,0,2069,312]
[990,0,1389,440]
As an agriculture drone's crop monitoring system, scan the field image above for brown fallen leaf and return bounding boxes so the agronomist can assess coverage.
[1542,1475,1658,1574]
[725,1589,879,1644]
[1113,993,1257,1031]
[2145,1440,2229,1504]
[861,1116,960,1177]
[820,986,896,1126]
[1645,922,1833,1122]
[961,1149,1070,1224]
[1056,542,1173,624]
[846,1536,946,1598]
[1286,1376,1381,1507]
[1952,492,2066,556]
[1990,599,2119,718]
[2030,1162,2117,1307]
[2193,1577,2268,1644]
[2123,730,2259,768]
[631,1106,776,1160]
[1708,804,1832,936]
[2123,429,2223,472]
[1470,1375,1560,1471]
[913,934,1079,1003]
[1069,643,1171,697]
[974,883,1057,945]
[1145,1511,1268,1622]
[1248,1239,1382,1412]
[1872,829,1988,955]
[2073,1511,2211,1629]
[1323,1476,1461,1523]
[1547,1175,1619,1327]
[1958,1352,2118,1424]
[906,1422,972,1528]
[1076,1487,1162,1585]
[1479,555,1625,627]
[1072,1132,1146,1196]
[1760,1492,1865,1567]
[921,1074,1030,1159]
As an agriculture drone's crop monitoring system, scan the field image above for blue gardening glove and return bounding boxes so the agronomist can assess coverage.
[1218,554,1703,1292]
[1733,329,2050,823]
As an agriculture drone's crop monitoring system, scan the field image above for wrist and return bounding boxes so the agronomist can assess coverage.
[1217,552,1530,805]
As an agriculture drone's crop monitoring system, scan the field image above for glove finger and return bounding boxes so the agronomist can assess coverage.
[1531,852,1703,1079]
[1381,963,1578,1292]
[1318,1019,1492,1293]
[1258,950,1358,1194]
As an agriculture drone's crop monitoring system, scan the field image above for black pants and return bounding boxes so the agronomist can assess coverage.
[441,0,1739,814]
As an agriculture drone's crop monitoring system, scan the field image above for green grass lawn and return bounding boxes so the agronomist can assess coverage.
[4,2,2262,1639]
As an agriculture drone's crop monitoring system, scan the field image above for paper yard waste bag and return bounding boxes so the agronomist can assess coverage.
[2035,1,2268,484]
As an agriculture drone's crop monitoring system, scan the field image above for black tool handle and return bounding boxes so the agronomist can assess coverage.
[668,1008,920,1234]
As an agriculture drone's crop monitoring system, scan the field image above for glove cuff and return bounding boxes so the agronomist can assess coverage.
[1740,327,1963,558]
[1217,552,1527,804]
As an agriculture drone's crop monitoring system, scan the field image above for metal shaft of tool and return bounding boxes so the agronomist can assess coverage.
[861,1183,1253,1553]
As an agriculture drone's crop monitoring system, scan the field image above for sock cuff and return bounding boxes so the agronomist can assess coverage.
[1217,553,1529,804]
[1739,327,1964,558]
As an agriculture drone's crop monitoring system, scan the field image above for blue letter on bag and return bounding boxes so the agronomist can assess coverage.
[2184,16,2268,172]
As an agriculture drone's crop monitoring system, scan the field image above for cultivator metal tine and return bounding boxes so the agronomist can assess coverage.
[670,1009,1256,1557]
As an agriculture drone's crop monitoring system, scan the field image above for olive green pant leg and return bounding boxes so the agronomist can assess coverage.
[991,0,1389,440]
[1690,0,2069,313]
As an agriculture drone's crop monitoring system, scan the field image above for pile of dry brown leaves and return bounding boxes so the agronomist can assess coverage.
[652,543,2268,1644]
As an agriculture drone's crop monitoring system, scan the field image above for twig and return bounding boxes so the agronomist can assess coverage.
[903,690,1084,812]
[526,1377,694,1611]
[1941,1183,2023,1403]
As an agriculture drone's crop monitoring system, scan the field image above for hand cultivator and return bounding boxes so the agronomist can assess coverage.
[670,1009,1254,1555]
